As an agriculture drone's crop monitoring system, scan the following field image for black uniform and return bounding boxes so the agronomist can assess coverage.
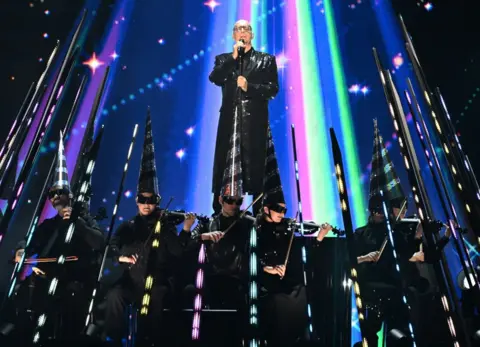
[257,217,307,345]
[9,208,103,342]
[202,212,253,308]
[104,210,192,342]
[209,48,279,213]
[354,219,449,345]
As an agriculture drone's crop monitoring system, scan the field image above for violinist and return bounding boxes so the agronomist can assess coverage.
[354,122,452,346]
[201,194,253,309]
[1,135,103,344]
[256,136,331,346]
[104,115,195,346]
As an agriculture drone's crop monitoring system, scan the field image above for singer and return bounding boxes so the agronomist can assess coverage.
[209,19,279,215]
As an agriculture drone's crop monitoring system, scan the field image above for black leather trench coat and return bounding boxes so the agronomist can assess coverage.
[209,48,279,196]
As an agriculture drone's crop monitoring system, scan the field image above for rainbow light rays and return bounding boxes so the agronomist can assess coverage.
[324,0,367,228]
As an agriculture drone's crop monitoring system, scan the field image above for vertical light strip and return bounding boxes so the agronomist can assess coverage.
[260,0,268,52]
[285,2,311,218]
[250,0,267,52]
[238,1,251,22]
[295,1,336,222]
[250,1,259,42]
[323,0,367,229]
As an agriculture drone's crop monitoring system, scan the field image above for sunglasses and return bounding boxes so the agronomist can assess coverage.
[48,188,70,200]
[137,195,159,205]
[233,25,252,33]
[269,204,287,214]
[222,196,243,206]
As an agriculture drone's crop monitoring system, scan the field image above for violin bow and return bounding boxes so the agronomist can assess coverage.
[23,256,78,264]
[222,193,263,235]
[377,198,408,260]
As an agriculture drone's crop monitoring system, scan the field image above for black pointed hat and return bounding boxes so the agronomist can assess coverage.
[51,131,71,192]
[137,108,160,201]
[220,111,244,198]
[262,126,285,206]
[368,119,405,213]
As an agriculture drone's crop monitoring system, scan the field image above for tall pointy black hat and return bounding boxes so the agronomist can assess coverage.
[220,110,244,198]
[262,126,285,206]
[137,108,160,202]
[368,119,406,213]
[51,130,71,192]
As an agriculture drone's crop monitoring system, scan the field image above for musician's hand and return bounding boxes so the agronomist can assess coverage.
[444,220,457,238]
[182,213,196,232]
[316,223,333,242]
[358,251,380,264]
[14,249,24,263]
[32,267,46,276]
[409,251,425,262]
[232,40,246,60]
[62,207,73,220]
[201,231,224,243]
[237,76,248,92]
[119,254,138,264]
[263,265,286,278]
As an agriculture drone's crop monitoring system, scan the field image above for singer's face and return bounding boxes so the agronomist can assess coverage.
[232,21,253,44]
[137,192,156,216]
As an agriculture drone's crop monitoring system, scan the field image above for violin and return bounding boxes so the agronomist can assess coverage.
[166,210,210,226]
[288,220,345,236]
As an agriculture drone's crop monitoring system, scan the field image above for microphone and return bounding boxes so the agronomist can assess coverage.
[238,39,245,56]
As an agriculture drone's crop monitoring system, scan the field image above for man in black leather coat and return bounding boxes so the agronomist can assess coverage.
[209,19,279,215]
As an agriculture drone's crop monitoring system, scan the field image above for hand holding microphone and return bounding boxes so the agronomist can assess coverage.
[232,39,246,59]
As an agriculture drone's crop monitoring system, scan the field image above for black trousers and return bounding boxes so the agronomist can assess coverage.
[362,282,420,347]
[1,278,90,344]
[204,274,247,309]
[104,281,170,342]
[260,284,308,346]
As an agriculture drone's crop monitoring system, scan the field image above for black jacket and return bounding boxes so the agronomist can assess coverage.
[354,220,449,288]
[16,211,103,283]
[203,212,253,279]
[209,48,279,195]
[257,217,304,293]
[109,210,191,286]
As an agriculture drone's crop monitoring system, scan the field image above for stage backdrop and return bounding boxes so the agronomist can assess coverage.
[87,1,470,344]
[1,1,475,346]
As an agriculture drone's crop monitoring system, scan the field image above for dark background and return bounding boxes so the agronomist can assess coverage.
[390,0,479,173]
